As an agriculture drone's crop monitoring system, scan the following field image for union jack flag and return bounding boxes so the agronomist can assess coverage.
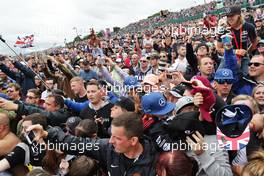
[217,126,250,151]
[14,34,34,48]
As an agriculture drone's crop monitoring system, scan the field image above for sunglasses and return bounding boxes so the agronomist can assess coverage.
[160,55,166,58]
[215,79,233,84]
[26,96,36,99]
[7,90,15,93]
[248,62,264,67]
[140,60,148,63]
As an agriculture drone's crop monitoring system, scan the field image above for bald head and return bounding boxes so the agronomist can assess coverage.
[0,113,9,126]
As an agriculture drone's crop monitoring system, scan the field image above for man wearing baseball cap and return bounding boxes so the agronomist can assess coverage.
[255,17,264,39]
[141,92,175,151]
[257,39,264,57]
[214,68,236,104]
[217,5,258,76]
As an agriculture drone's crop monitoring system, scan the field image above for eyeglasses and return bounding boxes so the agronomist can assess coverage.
[248,62,264,67]
[26,96,36,99]
[215,79,233,84]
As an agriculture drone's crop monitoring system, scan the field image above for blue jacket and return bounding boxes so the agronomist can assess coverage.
[65,92,119,113]
[79,70,98,81]
[224,48,256,95]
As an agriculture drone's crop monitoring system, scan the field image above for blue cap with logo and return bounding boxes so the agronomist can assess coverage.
[214,68,234,80]
[124,76,141,89]
[141,92,175,115]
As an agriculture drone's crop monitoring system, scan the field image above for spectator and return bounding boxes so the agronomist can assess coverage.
[27,112,158,175]
[241,151,264,176]
[156,151,198,176]
[25,89,43,107]
[41,78,54,101]
[70,76,88,102]
[79,80,113,137]
[213,68,236,104]
[252,84,264,113]
[110,96,135,118]
[217,5,258,76]
[0,59,36,97]
[169,43,188,74]
[79,60,98,81]
[7,83,21,101]
[0,113,20,157]
[0,94,71,127]
[75,119,98,138]
[0,113,47,173]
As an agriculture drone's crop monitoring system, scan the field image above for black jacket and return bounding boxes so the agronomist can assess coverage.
[16,101,71,126]
[47,127,158,176]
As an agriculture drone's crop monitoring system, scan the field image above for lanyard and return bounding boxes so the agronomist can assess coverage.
[231,27,243,49]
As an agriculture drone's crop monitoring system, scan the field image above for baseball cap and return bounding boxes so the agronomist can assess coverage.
[165,111,205,141]
[142,74,159,86]
[141,92,175,115]
[115,96,135,112]
[224,5,241,16]
[174,96,194,114]
[74,65,80,69]
[170,85,185,98]
[123,76,141,89]
[214,68,234,80]
[255,17,262,22]
[216,104,252,150]
[116,58,122,63]
[257,39,264,46]
[65,116,82,134]
[195,43,209,53]
[190,78,216,122]
[192,75,212,89]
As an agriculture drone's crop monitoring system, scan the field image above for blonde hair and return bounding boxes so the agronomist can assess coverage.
[231,95,259,114]
[70,76,84,84]
[252,84,264,97]
[242,151,264,176]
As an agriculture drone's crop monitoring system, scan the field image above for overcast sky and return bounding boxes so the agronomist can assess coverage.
[0,0,207,55]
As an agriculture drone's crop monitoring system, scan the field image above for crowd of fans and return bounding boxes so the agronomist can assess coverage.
[0,1,264,176]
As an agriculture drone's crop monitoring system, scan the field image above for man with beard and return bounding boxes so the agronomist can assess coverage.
[79,60,98,82]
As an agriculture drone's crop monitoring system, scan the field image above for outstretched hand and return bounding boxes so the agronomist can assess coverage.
[26,124,48,143]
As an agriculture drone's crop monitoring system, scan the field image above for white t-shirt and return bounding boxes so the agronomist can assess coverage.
[170,57,188,73]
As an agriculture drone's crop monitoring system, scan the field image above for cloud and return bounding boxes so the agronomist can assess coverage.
[0,0,205,55]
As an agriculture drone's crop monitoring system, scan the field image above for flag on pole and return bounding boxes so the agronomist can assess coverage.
[14,34,34,48]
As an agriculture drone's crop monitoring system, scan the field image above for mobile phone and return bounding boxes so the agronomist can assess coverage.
[24,131,36,145]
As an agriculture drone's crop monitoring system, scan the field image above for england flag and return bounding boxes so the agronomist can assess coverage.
[14,34,34,48]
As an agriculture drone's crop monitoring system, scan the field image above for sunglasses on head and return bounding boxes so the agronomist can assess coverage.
[215,79,233,84]
[248,62,264,67]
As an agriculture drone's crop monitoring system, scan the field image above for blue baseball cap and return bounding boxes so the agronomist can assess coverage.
[216,104,252,138]
[123,76,141,89]
[216,104,252,150]
[214,68,234,80]
[141,92,175,115]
